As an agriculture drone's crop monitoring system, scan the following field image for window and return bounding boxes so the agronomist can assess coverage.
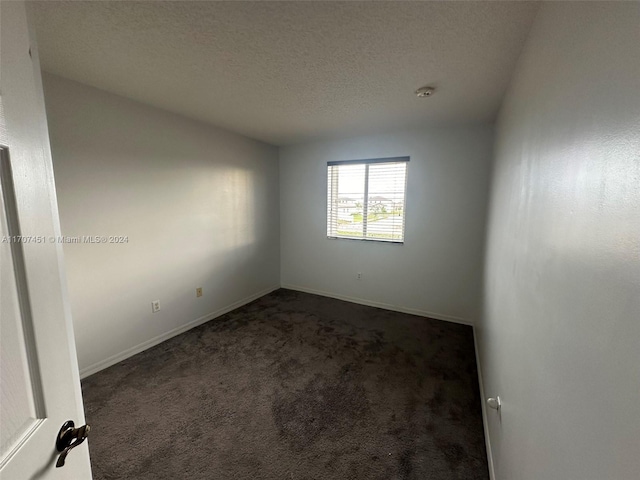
[327,157,408,243]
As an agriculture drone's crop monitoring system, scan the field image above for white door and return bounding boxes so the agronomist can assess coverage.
[0,2,92,479]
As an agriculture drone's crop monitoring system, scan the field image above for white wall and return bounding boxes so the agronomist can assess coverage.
[42,73,280,376]
[280,126,494,323]
[479,2,640,479]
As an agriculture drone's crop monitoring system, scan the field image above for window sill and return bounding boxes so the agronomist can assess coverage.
[327,236,404,245]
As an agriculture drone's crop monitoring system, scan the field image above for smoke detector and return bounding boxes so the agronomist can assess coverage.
[415,86,435,97]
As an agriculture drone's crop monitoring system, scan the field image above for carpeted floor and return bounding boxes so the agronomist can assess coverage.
[82,289,489,479]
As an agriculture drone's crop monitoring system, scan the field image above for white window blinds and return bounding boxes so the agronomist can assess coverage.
[327,157,408,243]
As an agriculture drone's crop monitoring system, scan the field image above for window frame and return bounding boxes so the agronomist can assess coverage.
[326,156,409,244]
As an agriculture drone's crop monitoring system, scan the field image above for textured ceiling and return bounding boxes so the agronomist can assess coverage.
[32,1,540,146]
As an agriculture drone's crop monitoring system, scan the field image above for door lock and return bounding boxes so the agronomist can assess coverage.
[55,420,90,468]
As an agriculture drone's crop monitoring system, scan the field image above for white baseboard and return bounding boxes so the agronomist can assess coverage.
[280,283,474,326]
[79,285,280,379]
[473,328,496,480]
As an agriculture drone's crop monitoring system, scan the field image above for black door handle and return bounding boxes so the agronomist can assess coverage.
[55,420,90,468]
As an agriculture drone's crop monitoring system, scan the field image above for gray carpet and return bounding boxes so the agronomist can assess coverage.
[82,289,489,479]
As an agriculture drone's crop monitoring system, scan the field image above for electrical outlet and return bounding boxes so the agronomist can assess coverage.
[196,287,203,298]
[357,272,362,280]
[151,300,160,313]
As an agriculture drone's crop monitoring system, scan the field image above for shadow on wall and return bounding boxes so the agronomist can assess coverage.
[43,72,279,373]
